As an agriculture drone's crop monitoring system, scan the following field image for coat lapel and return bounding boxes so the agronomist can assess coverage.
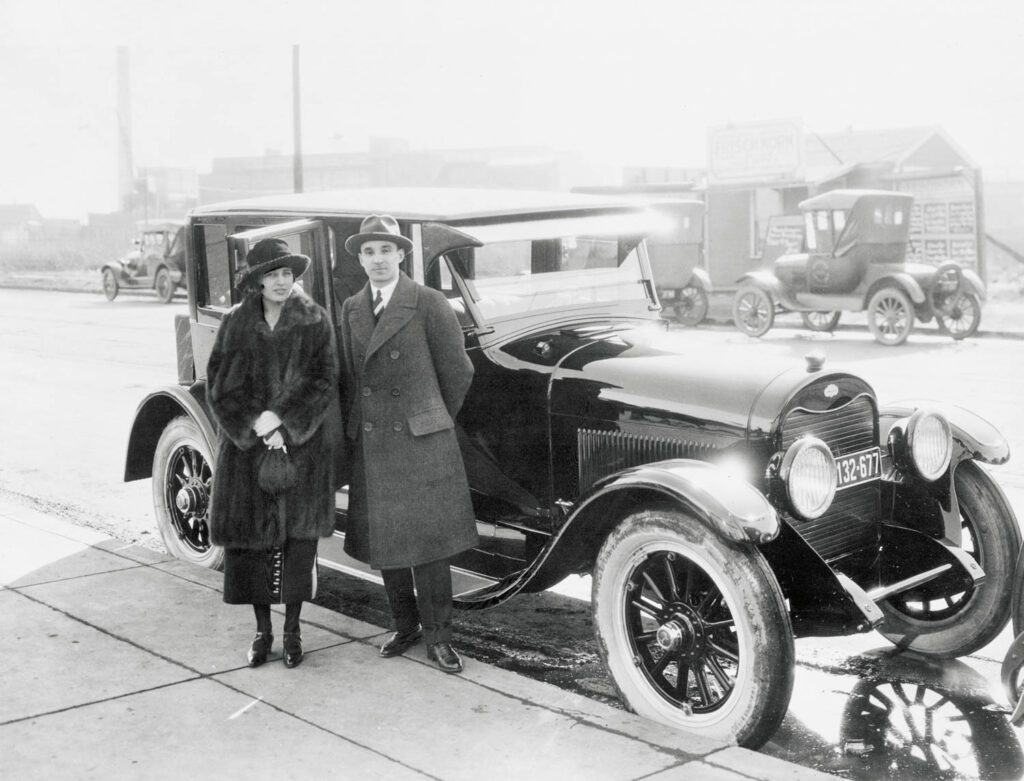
[365,274,418,362]
[348,283,377,362]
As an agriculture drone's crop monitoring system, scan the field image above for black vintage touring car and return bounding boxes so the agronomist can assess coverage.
[124,188,1019,748]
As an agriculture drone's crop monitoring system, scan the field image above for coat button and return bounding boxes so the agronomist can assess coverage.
[390,388,400,396]
[392,421,403,432]
[363,422,373,432]
[390,349,400,359]
[362,387,372,397]
[358,352,365,361]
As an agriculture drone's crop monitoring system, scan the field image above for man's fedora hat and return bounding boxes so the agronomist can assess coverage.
[344,214,413,256]
[238,238,310,290]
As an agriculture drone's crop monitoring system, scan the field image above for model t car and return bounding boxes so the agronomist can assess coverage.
[123,188,1018,748]
[101,220,187,304]
[732,189,986,345]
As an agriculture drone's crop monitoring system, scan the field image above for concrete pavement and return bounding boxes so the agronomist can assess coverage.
[0,495,830,780]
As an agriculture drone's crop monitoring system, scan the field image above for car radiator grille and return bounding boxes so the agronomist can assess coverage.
[781,395,879,562]
[577,429,719,494]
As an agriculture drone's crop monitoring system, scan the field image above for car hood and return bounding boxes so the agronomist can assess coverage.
[546,324,840,436]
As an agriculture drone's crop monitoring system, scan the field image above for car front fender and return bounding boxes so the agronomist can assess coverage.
[962,269,986,301]
[736,269,784,297]
[124,384,216,482]
[880,400,1010,466]
[689,267,712,291]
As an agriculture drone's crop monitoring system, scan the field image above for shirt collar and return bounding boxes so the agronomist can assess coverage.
[370,277,399,308]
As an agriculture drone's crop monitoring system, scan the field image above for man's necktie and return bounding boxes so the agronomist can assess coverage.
[372,289,385,321]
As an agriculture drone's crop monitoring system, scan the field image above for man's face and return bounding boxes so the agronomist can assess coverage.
[359,240,403,286]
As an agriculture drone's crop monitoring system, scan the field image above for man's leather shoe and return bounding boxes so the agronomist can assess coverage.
[283,633,303,668]
[427,642,463,674]
[379,627,422,658]
[247,632,273,667]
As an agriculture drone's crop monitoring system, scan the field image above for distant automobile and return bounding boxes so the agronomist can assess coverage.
[101,220,186,304]
[123,188,1018,748]
[732,190,985,344]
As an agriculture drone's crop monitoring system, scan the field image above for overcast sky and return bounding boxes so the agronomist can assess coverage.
[2,0,1023,220]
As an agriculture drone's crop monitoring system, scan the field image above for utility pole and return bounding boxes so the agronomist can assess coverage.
[116,46,134,214]
[292,45,304,193]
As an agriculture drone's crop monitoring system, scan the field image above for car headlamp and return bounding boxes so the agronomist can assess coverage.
[905,409,952,481]
[780,437,837,520]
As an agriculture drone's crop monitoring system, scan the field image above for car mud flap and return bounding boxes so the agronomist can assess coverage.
[874,523,985,603]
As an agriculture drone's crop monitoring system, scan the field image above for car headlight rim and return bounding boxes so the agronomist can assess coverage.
[907,408,952,481]
[780,436,837,520]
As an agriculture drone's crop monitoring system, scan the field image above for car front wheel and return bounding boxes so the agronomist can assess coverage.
[732,286,774,338]
[936,292,982,340]
[867,287,914,345]
[152,416,223,569]
[102,268,119,301]
[154,268,175,304]
[592,509,794,749]
[878,461,1019,657]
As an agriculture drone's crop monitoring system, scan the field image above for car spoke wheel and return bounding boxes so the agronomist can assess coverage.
[800,311,841,332]
[671,285,708,327]
[732,286,774,338]
[593,509,793,748]
[102,268,119,301]
[935,293,981,340]
[867,287,914,346]
[878,461,1020,657]
[155,268,175,304]
[152,416,223,569]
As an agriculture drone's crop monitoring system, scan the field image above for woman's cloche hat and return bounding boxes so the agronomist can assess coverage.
[238,238,310,291]
[344,214,413,256]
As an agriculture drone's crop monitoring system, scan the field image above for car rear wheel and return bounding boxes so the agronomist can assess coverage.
[867,287,914,346]
[800,311,841,332]
[154,268,175,304]
[152,416,223,570]
[732,286,774,338]
[592,509,794,749]
[878,461,1019,657]
[671,285,709,327]
[102,268,119,301]
[935,293,982,340]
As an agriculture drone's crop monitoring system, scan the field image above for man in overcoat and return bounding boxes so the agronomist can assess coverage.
[340,214,478,673]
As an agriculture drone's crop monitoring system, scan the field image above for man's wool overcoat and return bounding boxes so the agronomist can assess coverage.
[207,288,339,549]
[341,273,478,569]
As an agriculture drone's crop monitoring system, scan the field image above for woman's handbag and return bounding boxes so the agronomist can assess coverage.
[257,445,297,494]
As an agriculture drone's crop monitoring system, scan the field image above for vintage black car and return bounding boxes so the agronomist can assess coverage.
[124,188,1019,748]
[732,190,986,345]
[101,220,187,304]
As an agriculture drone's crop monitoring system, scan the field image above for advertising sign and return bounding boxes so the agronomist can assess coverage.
[708,120,805,184]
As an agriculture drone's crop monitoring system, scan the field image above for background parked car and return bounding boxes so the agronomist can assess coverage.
[101,220,187,304]
[732,190,986,345]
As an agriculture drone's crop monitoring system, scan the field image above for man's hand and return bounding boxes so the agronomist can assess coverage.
[253,410,283,437]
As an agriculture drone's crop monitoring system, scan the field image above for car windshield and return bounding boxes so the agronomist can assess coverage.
[449,214,655,321]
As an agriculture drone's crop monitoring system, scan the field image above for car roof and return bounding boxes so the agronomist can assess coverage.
[799,189,914,211]
[189,187,662,222]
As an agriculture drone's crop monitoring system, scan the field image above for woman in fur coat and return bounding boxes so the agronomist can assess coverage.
[206,237,338,669]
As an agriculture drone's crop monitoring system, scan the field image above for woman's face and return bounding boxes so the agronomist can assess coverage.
[260,266,294,303]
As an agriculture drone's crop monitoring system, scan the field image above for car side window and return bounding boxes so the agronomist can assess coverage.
[195,223,230,307]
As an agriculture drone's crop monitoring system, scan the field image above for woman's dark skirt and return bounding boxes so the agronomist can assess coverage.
[223,538,319,605]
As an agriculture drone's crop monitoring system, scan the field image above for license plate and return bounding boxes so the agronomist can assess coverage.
[835,447,881,489]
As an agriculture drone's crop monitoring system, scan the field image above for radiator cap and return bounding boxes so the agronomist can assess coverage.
[805,350,826,372]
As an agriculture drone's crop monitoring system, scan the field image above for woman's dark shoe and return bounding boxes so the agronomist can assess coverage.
[283,633,304,668]
[379,627,423,658]
[426,642,463,674]
[247,632,273,667]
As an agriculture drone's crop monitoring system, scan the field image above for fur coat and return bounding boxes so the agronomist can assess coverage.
[341,273,478,569]
[207,287,338,549]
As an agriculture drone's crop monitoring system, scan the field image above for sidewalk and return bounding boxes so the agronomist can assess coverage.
[0,496,830,780]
